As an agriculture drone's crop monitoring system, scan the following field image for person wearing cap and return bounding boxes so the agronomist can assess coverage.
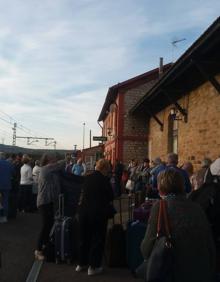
[18,154,33,212]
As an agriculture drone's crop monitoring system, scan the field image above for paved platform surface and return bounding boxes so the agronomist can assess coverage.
[0,195,139,282]
[38,263,137,282]
[0,212,40,282]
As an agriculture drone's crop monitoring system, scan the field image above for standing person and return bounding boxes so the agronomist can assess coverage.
[32,160,41,211]
[0,152,14,223]
[65,153,73,174]
[33,160,41,186]
[76,158,114,276]
[19,154,33,213]
[81,159,87,176]
[12,153,23,193]
[72,158,85,176]
[35,153,64,260]
[135,158,151,192]
[126,160,138,194]
[141,169,216,282]
[114,159,124,197]
[166,153,192,193]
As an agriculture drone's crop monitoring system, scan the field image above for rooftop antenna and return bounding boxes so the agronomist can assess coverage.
[171,38,186,62]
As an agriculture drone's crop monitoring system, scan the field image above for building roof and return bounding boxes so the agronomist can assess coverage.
[130,17,220,116]
[98,64,171,122]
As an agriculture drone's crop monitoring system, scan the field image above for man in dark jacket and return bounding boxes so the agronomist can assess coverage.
[0,152,14,223]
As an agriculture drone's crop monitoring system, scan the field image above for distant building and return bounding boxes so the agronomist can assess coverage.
[82,144,104,172]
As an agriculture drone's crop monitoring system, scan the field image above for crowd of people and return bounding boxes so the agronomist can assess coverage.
[0,150,220,280]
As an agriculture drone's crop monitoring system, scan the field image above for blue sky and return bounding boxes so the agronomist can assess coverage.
[0,0,219,150]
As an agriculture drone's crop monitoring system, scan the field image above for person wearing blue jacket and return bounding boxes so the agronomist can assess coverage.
[0,152,14,223]
[166,153,192,193]
[152,153,192,194]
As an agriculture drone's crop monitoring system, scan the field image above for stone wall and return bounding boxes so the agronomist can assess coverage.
[121,80,157,165]
[148,74,220,171]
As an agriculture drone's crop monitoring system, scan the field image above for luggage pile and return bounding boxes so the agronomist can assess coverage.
[105,194,158,275]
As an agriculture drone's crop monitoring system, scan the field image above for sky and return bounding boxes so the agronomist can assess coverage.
[0,0,219,151]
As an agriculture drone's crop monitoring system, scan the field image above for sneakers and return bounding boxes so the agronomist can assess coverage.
[34,250,45,261]
[75,265,87,272]
[0,216,8,223]
[87,266,103,276]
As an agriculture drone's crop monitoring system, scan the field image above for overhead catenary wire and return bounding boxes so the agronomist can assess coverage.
[0,110,61,149]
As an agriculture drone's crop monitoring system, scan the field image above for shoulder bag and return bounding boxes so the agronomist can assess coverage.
[146,199,174,282]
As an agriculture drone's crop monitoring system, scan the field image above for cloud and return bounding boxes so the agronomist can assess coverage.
[0,0,219,149]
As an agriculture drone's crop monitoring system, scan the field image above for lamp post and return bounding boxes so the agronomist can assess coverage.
[83,122,85,150]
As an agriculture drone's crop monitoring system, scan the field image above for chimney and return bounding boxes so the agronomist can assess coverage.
[159,57,163,77]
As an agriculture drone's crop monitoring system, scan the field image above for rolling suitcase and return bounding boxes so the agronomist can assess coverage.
[105,197,127,267]
[126,195,147,273]
[126,220,147,273]
[54,194,74,264]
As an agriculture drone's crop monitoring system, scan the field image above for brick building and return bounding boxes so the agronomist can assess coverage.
[98,63,171,166]
[130,17,220,170]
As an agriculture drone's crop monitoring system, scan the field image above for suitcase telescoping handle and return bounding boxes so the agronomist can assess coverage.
[58,194,64,218]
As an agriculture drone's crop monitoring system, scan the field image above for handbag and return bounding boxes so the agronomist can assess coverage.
[126,179,135,191]
[146,199,174,282]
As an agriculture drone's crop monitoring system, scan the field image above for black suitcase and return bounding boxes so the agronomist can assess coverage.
[105,197,127,267]
[54,194,74,264]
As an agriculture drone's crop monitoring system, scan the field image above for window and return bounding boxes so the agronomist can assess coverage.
[168,115,178,154]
